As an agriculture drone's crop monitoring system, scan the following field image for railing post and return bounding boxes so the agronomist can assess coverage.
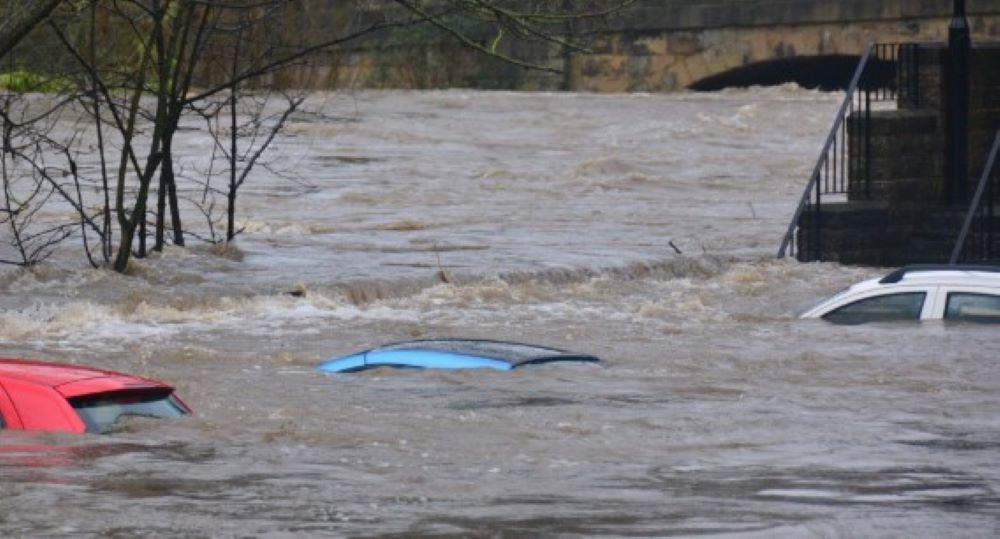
[989,171,996,260]
[777,43,888,259]
[814,182,822,261]
[945,0,971,204]
[865,89,872,199]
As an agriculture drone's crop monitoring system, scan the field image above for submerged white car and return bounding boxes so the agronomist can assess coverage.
[802,265,1000,324]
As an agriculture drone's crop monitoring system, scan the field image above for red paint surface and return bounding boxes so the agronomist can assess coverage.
[0,359,183,434]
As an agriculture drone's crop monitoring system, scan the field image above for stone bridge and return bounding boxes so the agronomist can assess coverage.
[567,0,1000,92]
[324,0,1000,91]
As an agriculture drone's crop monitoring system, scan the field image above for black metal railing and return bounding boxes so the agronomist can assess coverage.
[949,130,1000,264]
[897,43,921,109]
[777,43,919,260]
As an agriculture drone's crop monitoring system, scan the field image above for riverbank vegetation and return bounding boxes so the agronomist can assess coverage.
[0,1,634,272]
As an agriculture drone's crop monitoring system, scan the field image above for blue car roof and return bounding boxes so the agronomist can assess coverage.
[317,339,600,374]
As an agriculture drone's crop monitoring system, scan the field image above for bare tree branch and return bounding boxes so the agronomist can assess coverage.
[0,0,63,59]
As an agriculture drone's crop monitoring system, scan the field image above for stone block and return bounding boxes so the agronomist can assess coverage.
[634,36,668,56]
[666,32,703,56]
[869,177,945,204]
[797,201,889,228]
[588,35,617,55]
[648,53,680,75]
[627,55,651,80]
[866,146,942,177]
[849,110,938,137]
[580,55,625,78]
[661,70,682,91]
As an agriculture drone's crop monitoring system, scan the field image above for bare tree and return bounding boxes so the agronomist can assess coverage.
[1,0,636,273]
[192,89,306,244]
[0,93,102,266]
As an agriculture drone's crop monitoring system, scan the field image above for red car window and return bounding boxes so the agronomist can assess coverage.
[69,390,188,434]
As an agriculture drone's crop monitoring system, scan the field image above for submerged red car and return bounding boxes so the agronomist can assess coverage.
[0,359,190,434]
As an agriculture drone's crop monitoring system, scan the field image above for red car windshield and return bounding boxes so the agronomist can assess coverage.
[69,391,188,434]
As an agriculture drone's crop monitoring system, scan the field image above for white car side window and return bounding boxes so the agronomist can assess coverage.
[945,293,1000,323]
[823,292,927,325]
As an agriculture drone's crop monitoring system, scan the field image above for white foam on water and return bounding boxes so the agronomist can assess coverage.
[1,89,998,537]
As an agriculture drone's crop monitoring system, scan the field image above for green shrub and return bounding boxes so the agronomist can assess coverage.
[0,70,74,93]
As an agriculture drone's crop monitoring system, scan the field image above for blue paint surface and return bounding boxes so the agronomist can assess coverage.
[316,340,599,374]
[318,353,367,373]
[318,350,513,373]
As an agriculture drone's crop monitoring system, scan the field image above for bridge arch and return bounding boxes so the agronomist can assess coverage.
[568,14,984,93]
[687,54,863,91]
[637,25,877,92]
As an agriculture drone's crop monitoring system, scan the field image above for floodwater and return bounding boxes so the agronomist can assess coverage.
[1,88,999,536]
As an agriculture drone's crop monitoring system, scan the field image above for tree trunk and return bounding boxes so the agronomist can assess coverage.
[227,85,237,241]
[154,137,185,249]
[227,24,240,242]
[113,178,152,272]
[167,152,184,246]
[137,203,147,257]
[155,151,168,251]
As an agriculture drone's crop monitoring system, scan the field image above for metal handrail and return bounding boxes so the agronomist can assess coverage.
[949,129,1000,264]
[776,42,877,258]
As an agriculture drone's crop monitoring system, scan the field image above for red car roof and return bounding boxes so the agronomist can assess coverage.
[0,359,170,399]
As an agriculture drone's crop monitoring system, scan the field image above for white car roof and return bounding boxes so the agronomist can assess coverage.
[878,266,1000,285]
[802,265,1000,318]
[849,268,1000,294]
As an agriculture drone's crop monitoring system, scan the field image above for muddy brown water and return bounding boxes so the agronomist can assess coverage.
[1,88,998,536]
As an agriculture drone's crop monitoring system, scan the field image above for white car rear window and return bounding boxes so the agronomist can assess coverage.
[945,293,1000,324]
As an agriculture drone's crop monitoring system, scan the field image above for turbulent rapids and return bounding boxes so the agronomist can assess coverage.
[2,88,999,536]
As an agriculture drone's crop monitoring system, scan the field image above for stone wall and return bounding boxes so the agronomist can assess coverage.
[306,0,1000,91]
[796,44,1000,266]
[849,45,1000,203]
